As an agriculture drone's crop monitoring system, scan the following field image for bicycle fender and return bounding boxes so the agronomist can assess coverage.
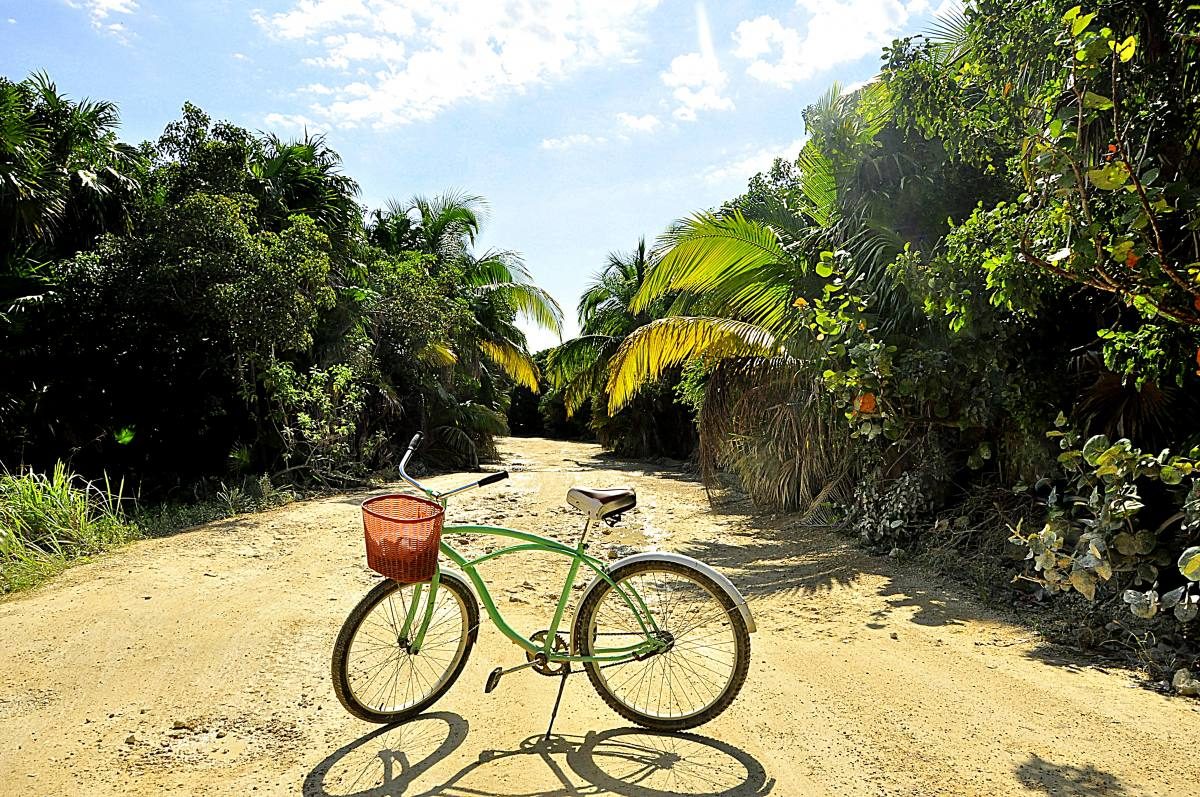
[575,551,756,634]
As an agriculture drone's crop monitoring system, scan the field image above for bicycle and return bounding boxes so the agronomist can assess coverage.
[332,433,755,734]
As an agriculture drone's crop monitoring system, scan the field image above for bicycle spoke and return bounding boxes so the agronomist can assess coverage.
[587,566,740,721]
[345,581,470,714]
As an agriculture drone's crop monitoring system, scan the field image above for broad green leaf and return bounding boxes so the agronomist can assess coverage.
[1109,35,1136,62]
[1082,92,1113,110]
[1179,546,1200,581]
[1088,164,1129,190]
[1129,590,1159,619]
[1035,550,1056,572]
[1162,586,1186,609]
[1160,464,1183,484]
[1070,11,1095,36]
[1114,532,1139,556]
[1070,569,1097,600]
[1082,434,1110,464]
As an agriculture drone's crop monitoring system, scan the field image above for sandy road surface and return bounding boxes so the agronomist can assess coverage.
[2,437,1198,796]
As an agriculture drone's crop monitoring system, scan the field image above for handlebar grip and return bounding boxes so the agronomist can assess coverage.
[407,432,424,450]
[477,471,509,486]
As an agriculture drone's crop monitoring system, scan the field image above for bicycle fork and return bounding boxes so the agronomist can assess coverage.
[398,566,442,655]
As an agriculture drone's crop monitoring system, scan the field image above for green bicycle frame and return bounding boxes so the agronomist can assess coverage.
[404,503,662,663]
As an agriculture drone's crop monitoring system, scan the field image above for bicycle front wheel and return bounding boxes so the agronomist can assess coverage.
[332,572,478,724]
[573,559,750,731]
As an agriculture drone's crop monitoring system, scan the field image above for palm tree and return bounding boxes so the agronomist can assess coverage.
[545,238,697,457]
[1,73,145,318]
[546,238,656,414]
[599,84,913,508]
[249,132,362,254]
[371,190,563,391]
[1,73,144,265]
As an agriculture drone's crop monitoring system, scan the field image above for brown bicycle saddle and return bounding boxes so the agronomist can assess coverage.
[566,486,636,519]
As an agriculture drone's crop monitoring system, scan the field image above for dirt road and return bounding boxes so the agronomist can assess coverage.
[1,438,1197,796]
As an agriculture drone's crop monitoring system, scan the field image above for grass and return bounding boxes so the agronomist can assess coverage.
[134,475,296,538]
[0,463,140,593]
[0,465,297,594]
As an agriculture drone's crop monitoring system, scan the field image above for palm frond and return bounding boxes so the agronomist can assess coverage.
[637,211,791,314]
[477,281,563,336]
[925,3,971,68]
[418,342,458,367]
[478,338,540,392]
[605,316,777,412]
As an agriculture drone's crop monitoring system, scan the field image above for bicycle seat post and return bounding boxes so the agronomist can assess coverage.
[575,517,593,549]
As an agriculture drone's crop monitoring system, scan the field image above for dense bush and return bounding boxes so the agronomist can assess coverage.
[1,82,559,501]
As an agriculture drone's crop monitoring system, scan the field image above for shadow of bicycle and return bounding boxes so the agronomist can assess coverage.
[304,715,774,797]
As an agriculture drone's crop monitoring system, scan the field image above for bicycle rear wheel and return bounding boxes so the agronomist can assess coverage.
[573,559,750,731]
[332,572,477,724]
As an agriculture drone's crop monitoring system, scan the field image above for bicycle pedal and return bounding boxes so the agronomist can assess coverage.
[485,667,503,694]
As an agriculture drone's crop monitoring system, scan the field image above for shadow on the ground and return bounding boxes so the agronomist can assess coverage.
[1014,754,1129,796]
[304,719,773,797]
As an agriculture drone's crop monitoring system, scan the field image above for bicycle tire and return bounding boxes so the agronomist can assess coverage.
[573,558,750,731]
[332,572,478,724]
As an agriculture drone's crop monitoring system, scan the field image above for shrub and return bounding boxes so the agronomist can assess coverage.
[1011,416,1200,628]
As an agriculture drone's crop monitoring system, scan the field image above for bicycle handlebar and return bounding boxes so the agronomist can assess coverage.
[397,430,508,499]
[478,471,509,486]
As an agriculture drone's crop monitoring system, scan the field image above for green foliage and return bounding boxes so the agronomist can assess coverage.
[134,475,295,538]
[1012,418,1200,623]
[543,239,696,458]
[2,77,556,516]
[572,0,1200,663]
[0,463,139,592]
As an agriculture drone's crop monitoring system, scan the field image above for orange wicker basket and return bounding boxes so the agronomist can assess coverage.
[361,494,445,583]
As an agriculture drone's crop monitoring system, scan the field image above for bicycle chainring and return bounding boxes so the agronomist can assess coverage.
[526,630,570,675]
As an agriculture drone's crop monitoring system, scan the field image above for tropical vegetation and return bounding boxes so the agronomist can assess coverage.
[0,75,558,589]
[545,0,1200,674]
[6,1,1200,682]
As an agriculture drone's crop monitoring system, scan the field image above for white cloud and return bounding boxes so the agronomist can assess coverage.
[840,79,871,95]
[263,112,329,134]
[257,1,660,129]
[68,0,138,24]
[661,3,733,122]
[732,1,929,88]
[232,52,250,61]
[66,0,138,41]
[7,18,16,24]
[703,137,807,185]
[540,133,607,151]
[616,112,661,133]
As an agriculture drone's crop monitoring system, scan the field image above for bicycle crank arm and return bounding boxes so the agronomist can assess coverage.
[484,659,538,693]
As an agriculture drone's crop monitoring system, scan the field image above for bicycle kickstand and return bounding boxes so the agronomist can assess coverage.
[544,664,571,740]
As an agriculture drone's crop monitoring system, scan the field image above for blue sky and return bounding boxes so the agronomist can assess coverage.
[3,0,953,350]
